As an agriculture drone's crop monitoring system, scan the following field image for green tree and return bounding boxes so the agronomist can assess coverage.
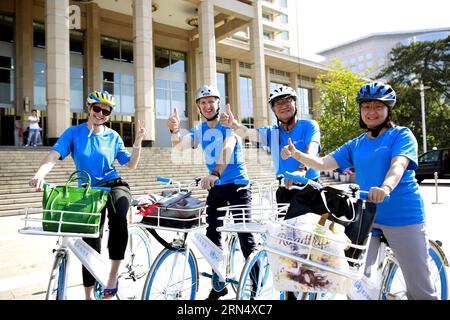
[378,36,450,152]
[314,62,365,154]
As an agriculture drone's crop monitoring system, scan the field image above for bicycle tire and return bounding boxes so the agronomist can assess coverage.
[117,226,153,300]
[45,252,67,300]
[142,247,199,300]
[226,233,246,293]
[236,248,279,300]
[381,240,448,300]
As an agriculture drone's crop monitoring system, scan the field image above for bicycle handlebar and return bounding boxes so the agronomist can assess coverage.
[156,176,172,184]
[284,171,390,203]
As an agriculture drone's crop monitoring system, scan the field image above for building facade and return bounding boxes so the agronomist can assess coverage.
[0,0,327,147]
[317,27,450,79]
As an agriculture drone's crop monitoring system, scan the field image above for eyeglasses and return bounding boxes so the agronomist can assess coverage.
[361,104,386,112]
[91,105,112,116]
[273,97,294,108]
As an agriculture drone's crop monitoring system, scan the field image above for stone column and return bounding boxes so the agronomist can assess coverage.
[85,2,101,95]
[46,0,71,144]
[249,0,267,128]
[230,59,241,120]
[187,48,199,128]
[133,0,155,146]
[14,0,34,119]
[265,65,272,125]
[198,0,216,87]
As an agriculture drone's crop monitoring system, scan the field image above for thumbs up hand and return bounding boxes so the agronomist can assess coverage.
[167,107,181,133]
[281,138,298,160]
[220,103,235,128]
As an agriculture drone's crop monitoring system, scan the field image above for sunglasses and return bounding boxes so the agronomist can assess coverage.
[91,105,112,116]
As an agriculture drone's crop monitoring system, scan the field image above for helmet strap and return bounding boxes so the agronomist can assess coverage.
[274,106,297,130]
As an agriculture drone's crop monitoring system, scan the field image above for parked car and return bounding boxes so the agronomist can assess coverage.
[415,148,450,183]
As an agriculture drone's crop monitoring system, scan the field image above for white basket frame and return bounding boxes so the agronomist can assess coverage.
[136,205,208,233]
[216,203,290,233]
[18,207,101,238]
[264,216,371,282]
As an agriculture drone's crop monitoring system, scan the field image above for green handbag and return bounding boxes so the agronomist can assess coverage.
[42,170,109,234]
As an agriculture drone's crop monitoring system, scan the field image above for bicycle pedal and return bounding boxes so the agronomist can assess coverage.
[201,272,213,279]
[225,278,239,285]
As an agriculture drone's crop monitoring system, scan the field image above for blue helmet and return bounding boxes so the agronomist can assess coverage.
[356,82,396,108]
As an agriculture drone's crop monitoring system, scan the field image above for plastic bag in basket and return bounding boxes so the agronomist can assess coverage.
[266,213,354,294]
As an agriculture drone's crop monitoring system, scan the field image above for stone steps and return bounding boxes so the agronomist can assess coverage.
[0,147,341,217]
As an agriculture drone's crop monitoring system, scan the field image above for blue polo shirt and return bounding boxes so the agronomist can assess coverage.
[257,119,321,179]
[189,122,248,185]
[330,126,424,226]
[52,123,131,187]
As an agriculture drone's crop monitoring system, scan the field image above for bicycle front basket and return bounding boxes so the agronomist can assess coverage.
[42,171,109,234]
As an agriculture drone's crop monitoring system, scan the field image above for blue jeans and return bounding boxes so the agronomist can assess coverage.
[27,129,40,146]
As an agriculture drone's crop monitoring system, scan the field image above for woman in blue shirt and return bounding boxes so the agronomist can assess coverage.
[29,90,146,300]
[280,82,437,299]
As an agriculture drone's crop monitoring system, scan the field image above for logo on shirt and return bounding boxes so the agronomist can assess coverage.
[374,146,389,152]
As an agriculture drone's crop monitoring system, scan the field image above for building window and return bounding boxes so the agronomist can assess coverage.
[101,36,134,115]
[280,14,288,24]
[282,46,290,55]
[155,47,187,119]
[33,22,45,48]
[280,31,289,40]
[240,76,253,128]
[0,15,14,43]
[216,72,229,108]
[263,31,273,40]
[298,87,312,115]
[155,47,186,72]
[262,13,272,22]
[279,0,288,9]
[70,30,84,112]
[0,15,14,107]
[33,59,46,109]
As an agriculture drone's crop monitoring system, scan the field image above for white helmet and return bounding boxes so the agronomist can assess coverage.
[268,85,297,108]
[195,85,221,103]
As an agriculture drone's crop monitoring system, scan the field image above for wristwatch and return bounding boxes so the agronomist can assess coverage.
[211,170,221,178]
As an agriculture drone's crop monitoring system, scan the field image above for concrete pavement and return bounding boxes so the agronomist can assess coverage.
[1,180,449,300]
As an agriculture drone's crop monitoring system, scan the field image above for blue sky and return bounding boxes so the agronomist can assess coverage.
[295,0,450,55]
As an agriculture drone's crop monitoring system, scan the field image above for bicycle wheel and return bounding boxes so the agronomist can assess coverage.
[46,252,67,300]
[236,248,279,300]
[382,240,448,300]
[227,234,246,293]
[142,247,199,300]
[117,226,153,300]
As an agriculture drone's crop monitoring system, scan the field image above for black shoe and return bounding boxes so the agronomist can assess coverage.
[206,287,228,300]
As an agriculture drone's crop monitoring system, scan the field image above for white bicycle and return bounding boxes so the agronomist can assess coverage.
[19,184,152,300]
[138,176,280,300]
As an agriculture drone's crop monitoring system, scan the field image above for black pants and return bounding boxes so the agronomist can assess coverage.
[82,179,132,287]
[206,184,256,260]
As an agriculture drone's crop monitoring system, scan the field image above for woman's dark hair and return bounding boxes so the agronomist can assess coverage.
[15,116,21,120]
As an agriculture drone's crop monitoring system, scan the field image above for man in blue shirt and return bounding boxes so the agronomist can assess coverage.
[167,85,256,300]
[219,85,321,205]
